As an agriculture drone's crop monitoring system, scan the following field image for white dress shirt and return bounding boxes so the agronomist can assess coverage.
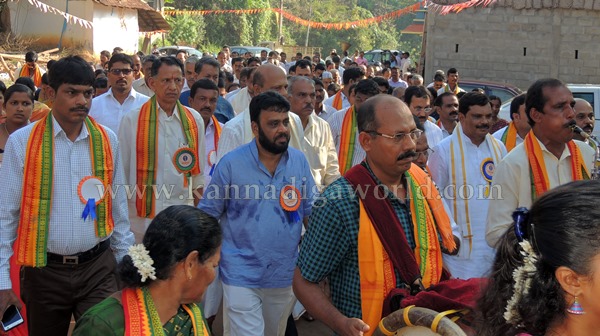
[203,117,223,186]
[216,108,305,161]
[229,87,252,115]
[225,87,241,101]
[314,104,337,122]
[119,104,206,242]
[327,107,365,168]
[299,113,340,189]
[89,88,149,134]
[323,92,350,111]
[492,125,525,149]
[0,116,134,289]
[424,120,444,148]
[429,128,507,279]
[486,137,594,247]
[132,78,154,97]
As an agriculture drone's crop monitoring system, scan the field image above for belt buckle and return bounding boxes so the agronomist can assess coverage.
[63,256,79,265]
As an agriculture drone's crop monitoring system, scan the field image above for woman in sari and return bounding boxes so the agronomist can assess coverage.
[73,205,222,335]
[0,84,34,167]
[476,180,600,336]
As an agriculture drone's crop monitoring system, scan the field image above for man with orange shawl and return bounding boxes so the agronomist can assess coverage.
[14,51,45,88]
[486,79,595,247]
[294,95,460,336]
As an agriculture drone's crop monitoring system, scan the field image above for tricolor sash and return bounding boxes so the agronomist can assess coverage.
[338,106,357,174]
[332,90,343,110]
[122,287,208,336]
[524,132,589,201]
[443,84,461,95]
[347,164,454,334]
[448,123,503,258]
[19,64,43,87]
[135,96,201,218]
[500,122,519,152]
[16,113,114,267]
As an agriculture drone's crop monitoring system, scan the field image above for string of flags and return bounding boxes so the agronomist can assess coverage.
[20,0,94,29]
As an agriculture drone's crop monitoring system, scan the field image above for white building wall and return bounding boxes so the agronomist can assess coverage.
[92,3,139,55]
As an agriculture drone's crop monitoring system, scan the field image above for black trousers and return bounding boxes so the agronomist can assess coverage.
[20,248,118,336]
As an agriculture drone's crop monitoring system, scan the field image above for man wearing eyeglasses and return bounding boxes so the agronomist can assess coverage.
[405,85,443,148]
[119,56,206,242]
[89,54,149,134]
[429,92,506,280]
[294,95,460,336]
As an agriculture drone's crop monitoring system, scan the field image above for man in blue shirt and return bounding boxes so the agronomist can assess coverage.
[179,57,235,123]
[199,91,316,336]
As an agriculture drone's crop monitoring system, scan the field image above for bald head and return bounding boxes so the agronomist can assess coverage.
[252,63,288,97]
[574,98,595,140]
[357,95,414,133]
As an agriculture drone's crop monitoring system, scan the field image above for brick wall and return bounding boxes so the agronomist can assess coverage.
[424,6,600,90]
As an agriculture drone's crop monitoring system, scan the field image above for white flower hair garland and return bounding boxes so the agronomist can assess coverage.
[128,244,157,283]
[504,240,538,325]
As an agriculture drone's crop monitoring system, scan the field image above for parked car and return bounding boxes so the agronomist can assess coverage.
[498,84,600,138]
[459,79,523,104]
[229,46,272,58]
[363,49,400,66]
[157,46,203,58]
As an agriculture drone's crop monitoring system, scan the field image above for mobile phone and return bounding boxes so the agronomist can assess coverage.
[1,305,24,331]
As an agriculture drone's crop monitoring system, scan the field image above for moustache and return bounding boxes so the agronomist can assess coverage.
[276,134,290,141]
[477,124,490,130]
[397,151,417,161]
[566,120,577,129]
[70,106,89,113]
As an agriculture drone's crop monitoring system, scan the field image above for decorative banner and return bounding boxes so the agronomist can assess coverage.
[15,0,93,29]
[427,0,497,14]
[164,2,424,30]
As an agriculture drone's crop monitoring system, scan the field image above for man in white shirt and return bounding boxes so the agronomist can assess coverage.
[328,79,380,174]
[437,68,465,96]
[492,93,529,152]
[217,64,304,160]
[288,76,340,189]
[132,55,157,97]
[486,79,594,247]
[404,86,443,148]
[119,56,206,242]
[433,92,459,139]
[323,67,364,111]
[429,92,507,279]
[89,54,149,134]
[388,66,408,89]
[0,56,133,336]
[183,56,199,92]
[314,78,337,121]
[228,67,256,114]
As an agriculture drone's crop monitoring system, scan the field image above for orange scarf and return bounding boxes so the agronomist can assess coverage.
[338,106,357,174]
[524,132,589,200]
[16,114,114,266]
[135,97,201,218]
[211,115,221,151]
[357,164,455,334]
[332,90,344,110]
[19,64,43,87]
[501,122,519,152]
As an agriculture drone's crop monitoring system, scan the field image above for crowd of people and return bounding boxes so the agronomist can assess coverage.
[0,43,598,336]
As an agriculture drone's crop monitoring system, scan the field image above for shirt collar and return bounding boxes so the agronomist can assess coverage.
[52,114,89,141]
[158,103,182,121]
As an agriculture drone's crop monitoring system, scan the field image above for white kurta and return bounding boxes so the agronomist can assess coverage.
[424,120,444,148]
[429,124,507,279]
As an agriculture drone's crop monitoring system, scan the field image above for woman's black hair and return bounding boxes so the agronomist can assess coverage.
[119,205,222,287]
[4,84,34,105]
[476,180,600,335]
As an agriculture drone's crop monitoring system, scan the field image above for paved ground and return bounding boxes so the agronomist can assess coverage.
[211,308,332,335]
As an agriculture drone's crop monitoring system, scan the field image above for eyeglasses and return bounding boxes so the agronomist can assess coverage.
[109,68,133,76]
[413,107,432,113]
[366,129,424,143]
[415,148,433,159]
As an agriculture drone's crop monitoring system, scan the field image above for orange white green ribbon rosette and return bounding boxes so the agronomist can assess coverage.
[280,185,301,222]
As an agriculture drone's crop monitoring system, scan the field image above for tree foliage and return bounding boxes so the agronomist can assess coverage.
[164,0,423,56]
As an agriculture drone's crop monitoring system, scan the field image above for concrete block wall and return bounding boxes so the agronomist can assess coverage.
[424,6,600,90]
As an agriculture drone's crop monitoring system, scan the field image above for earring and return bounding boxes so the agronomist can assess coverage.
[567,297,585,315]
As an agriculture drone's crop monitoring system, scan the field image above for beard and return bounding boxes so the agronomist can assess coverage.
[258,126,290,154]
